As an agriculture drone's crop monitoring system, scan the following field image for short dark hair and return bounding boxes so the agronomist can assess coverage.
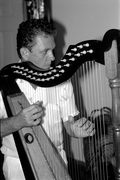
[16,19,57,59]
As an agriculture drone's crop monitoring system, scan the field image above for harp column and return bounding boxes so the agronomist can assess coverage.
[109,78,120,180]
[105,40,120,180]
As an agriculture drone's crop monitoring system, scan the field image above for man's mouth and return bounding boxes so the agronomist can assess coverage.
[44,63,51,70]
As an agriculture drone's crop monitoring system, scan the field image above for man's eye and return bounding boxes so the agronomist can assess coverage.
[44,50,48,54]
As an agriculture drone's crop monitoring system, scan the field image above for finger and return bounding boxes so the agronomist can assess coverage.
[35,101,41,105]
[76,118,88,128]
[35,101,46,113]
[24,104,37,112]
[32,111,44,120]
[85,121,93,130]
[82,120,94,130]
[68,115,74,124]
[32,118,41,126]
[88,129,96,136]
[34,103,45,113]
[25,103,43,113]
[86,124,95,134]
[28,106,43,117]
[35,101,43,107]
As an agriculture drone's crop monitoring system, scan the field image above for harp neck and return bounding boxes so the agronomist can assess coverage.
[0,40,103,89]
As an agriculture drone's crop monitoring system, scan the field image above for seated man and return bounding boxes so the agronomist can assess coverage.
[0,19,95,180]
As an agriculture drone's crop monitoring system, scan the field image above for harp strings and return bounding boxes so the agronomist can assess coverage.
[98,62,108,180]
[92,62,109,180]
[72,61,111,179]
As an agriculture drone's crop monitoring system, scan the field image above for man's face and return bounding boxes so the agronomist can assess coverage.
[26,35,55,70]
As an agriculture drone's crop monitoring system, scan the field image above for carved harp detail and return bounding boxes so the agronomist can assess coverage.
[0,29,120,180]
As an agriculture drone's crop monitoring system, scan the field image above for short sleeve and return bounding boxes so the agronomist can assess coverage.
[58,80,79,122]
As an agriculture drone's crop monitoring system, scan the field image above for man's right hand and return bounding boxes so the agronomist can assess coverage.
[15,101,45,129]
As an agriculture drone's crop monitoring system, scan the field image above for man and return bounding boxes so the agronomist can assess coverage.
[0,19,95,180]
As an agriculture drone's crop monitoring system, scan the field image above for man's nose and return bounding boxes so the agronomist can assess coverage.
[49,51,55,61]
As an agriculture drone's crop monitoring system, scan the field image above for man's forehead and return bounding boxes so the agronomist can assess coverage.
[36,35,55,49]
[36,36,44,48]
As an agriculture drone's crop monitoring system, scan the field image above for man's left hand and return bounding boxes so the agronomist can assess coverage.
[69,116,95,138]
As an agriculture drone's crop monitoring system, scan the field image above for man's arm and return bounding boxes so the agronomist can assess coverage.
[1,116,21,137]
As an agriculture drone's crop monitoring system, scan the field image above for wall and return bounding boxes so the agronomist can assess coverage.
[0,0,23,69]
[52,0,120,62]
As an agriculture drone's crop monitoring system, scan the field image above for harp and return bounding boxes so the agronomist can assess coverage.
[0,29,120,180]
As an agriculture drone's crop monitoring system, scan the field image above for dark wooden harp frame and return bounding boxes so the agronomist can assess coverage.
[103,29,120,180]
[0,29,120,180]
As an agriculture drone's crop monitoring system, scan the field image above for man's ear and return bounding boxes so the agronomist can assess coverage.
[20,48,30,60]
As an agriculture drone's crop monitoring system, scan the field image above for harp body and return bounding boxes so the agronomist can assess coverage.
[6,92,71,180]
[0,29,120,180]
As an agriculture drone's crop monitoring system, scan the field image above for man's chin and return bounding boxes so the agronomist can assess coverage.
[31,62,50,70]
[43,65,51,70]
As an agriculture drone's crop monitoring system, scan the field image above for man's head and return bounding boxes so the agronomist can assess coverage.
[17,19,57,70]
